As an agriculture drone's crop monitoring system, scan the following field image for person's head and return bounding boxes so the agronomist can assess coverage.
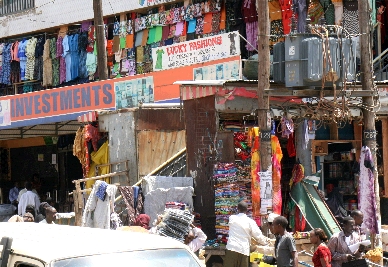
[350,210,363,226]
[8,215,24,222]
[46,197,54,206]
[272,216,288,235]
[45,206,57,223]
[310,228,328,245]
[25,182,32,191]
[14,181,19,188]
[23,212,34,222]
[39,202,50,216]
[267,213,280,234]
[342,216,355,236]
[184,229,195,245]
[25,205,35,218]
[237,201,248,214]
[134,214,151,230]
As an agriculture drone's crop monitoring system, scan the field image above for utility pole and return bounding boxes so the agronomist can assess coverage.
[93,0,108,80]
[359,0,380,248]
[257,0,272,170]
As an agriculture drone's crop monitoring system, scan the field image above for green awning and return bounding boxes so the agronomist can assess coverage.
[290,172,341,238]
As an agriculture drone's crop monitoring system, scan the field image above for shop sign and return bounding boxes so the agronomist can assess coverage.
[0,80,115,128]
[152,31,240,71]
[114,77,154,109]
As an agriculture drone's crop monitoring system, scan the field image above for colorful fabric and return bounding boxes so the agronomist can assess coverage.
[271,135,283,215]
[96,181,108,201]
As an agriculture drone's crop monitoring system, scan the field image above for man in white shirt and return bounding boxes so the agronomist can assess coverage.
[17,181,39,202]
[225,201,269,267]
[184,223,207,253]
[39,206,57,224]
[18,182,40,216]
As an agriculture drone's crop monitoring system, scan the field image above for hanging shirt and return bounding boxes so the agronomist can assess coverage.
[18,191,40,216]
[62,35,72,82]
[25,37,37,80]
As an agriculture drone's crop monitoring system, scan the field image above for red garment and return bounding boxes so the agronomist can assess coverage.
[312,245,332,267]
[279,0,293,34]
[83,124,99,176]
[135,214,151,229]
[294,206,306,231]
[241,0,258,23]
[287,133,296,157]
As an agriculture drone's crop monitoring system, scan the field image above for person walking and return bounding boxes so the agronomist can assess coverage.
[18,182,40,216]
[272,216,298,267]
[224,201,269,267]
[310,228,332,267]
[184,223,207,253]
[327,216,363,267]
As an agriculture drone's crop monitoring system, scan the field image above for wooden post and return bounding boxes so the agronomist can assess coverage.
[257,0,272,171]
[93,0,108,80]
[382,119,388,197]
[359,0,380,248]
[74,181,83,226]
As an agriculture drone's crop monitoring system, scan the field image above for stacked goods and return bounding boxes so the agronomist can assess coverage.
[156,209,194,243]
[214,163,239,240]
[165,202,187,210]
[236,163,253,218]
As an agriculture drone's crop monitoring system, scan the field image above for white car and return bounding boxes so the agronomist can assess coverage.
[0,223,203,267]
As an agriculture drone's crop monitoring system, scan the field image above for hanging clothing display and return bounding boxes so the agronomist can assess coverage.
[118,186,144,226]
[251,127,261,218]
[42,39,52,86]
[82,180,117,229]
[358,146,379,234]
[271,135,283,215]
[25,37,37,80]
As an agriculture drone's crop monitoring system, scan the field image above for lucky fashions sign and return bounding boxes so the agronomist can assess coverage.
[152,31,240,71]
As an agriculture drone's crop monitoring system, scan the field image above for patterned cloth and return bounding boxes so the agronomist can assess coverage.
[119,186,144,226]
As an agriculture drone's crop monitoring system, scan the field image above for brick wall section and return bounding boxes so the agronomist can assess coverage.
[184,95,218,239]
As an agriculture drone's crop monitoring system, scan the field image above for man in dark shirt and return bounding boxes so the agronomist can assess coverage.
[272,216,298,267]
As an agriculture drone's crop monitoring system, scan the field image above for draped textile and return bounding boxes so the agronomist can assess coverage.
[271,135,283,215]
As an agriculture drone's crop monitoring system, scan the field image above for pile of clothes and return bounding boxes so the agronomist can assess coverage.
[156,209,193,243]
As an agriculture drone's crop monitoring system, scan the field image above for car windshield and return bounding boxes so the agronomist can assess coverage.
[52,248,201,267]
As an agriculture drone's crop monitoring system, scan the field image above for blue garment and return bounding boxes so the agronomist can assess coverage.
[69,34,79,79]
[96,181,108,201]
[133,186,139,208]
[62,35,72,82]
[1,43,11,85]
[187,19,197,34]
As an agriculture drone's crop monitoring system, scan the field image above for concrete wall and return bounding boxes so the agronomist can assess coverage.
[0,0,141,38]
[99,111,137,186]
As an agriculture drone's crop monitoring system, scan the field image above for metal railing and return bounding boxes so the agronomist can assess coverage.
[0,0,34,16]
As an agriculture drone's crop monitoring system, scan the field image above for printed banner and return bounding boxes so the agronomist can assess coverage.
[193,60,240,80]
[114,77,154,109]
[152,31,240,71]
[259,169,273,214]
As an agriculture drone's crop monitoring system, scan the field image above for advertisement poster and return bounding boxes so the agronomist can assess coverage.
[152,31,240,71]
[259,169,273,214]
[0,99,11,126]
[114,77,155,109]
[193,60,240,80]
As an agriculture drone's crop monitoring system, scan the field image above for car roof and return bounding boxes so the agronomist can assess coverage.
[0,223,189,263]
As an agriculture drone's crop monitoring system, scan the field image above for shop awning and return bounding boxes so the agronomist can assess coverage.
[290,173,341,238]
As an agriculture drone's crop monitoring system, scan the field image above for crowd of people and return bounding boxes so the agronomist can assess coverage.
[8,176,57,224]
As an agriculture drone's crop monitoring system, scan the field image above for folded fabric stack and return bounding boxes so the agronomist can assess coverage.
[213,162,239,241]
[236,143,253,218]
[156,208,194,243]
[165,201,187,210]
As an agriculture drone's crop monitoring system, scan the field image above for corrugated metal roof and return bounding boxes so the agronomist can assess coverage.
[0,121,80,140]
